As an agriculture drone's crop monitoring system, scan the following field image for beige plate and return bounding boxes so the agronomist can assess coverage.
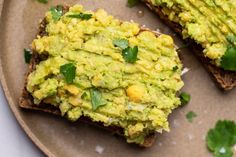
[0,0,236,157]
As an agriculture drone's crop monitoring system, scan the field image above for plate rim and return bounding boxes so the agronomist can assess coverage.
[0,0,54,156]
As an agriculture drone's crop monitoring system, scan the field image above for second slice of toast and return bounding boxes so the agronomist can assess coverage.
[143,0,236,90]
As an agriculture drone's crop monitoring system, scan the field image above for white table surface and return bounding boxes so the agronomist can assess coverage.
[0,86,45,157]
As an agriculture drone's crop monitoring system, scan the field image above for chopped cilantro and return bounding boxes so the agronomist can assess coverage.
[113,38,138,63]
[122,46,138,63]
[214,147,233,157]
[179,92,191,105]
[127,0,140,7]
[221,35,236,71]
[206,120,236,157]
[67,13,92,20]
[50,5,63,22]
[172,66,178,71]
[113,39,129,49]
[186,111,197,123]
[89,88,106,110]
[37,0,48,4]
[221,46,236,71]
[226,35,236,44]
[24,48,32,64]
[60,63,76,84]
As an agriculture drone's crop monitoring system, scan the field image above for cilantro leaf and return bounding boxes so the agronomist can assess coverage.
[206,120,236,157]
[226,35,236,44]
[50,5,63,22]
[67,13,92,20]
[214,146,233,157]
[186,111,197,123]
[37,0,48,4]
[24,48,32,64]
[127,0,140,7]
[220,46,236,71]
[179,92,191,105]
[60,63,76,84]
[172,66,178,71]
[89,88,106,110]
[113,39,129,49]
[112,38,138,63]
[122,46,138,63]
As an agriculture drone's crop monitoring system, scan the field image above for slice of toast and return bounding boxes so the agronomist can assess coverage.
[19,44,156,148]
[143,0,236,90]
[18,5,173,147]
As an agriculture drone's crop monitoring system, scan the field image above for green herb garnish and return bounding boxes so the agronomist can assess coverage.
[50,5,63,21]
[172,66,178,71]
[179,92,191,105]
[113,39,138,63]
[37,0,48,4]
[206,120,236,157]
[221,46,236,71]
[60,63,76,84]
[122,46,138,63]
[186,111,197,123]
[67,13,92,20]
[127,0,140,7]
[220,35,236,71]
[226,35,236,44]
[214,147,233,157]
[24,48,32,64]
[113,39,129,49]
[89,88,106,110]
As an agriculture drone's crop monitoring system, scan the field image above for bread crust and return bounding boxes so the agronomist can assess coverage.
[144,0,236,90]
[19,5,158,147]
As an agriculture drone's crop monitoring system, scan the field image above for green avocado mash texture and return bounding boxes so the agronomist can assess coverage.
[26,5,184,144]
[150,0,236,70]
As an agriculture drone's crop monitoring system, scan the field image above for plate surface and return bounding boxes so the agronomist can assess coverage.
[0,0,236,157]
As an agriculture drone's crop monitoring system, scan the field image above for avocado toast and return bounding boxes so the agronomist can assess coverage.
[19,4,184,147]
[143,0,236,90]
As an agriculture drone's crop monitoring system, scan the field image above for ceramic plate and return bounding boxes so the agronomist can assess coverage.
[0,0,236,157]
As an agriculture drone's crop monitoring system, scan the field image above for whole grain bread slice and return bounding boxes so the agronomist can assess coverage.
[19,5,162,147]
[19,48,156,148]
[143,0,236,90]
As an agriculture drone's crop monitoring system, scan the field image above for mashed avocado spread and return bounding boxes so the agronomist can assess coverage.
[150,0,236,70]
[27,4,184,144]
